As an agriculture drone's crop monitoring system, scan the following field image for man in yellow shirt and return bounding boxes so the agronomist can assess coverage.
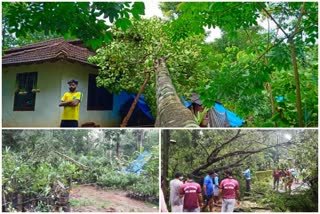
[59,79,82,127]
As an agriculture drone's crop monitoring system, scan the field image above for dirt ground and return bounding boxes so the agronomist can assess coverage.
[69,185,159,212]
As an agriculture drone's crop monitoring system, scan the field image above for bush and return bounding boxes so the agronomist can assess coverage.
[96,170,140,189]
[2,151,76,212]
[258,187,318,212]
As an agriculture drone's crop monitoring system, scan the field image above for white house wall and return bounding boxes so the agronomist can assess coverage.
[2,60,126,127]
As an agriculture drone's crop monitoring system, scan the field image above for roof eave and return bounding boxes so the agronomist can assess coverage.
[2,58,99,68]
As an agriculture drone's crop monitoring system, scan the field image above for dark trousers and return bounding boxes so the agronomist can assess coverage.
[273,178,280,190]
[246,179,251,192]
[60,120,78,127]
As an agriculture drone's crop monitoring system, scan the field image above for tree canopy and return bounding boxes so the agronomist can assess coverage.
[88,18,208,115]
[162,129,317,177]
[2,2,145,49]
[162,2,318,127]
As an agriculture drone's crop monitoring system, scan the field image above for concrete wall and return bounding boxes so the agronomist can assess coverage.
[2,60,127,127]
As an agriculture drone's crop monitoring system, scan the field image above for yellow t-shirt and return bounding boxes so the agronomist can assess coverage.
[61,91,82,120]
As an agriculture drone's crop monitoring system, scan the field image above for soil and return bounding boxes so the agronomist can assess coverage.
[69,185,158,212]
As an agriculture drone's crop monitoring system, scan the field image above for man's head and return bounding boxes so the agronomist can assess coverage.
[224,169,233,177]
[175,172,184,180]
[208,170,215,177]
[187,174,195,181]
[67,79,78,92]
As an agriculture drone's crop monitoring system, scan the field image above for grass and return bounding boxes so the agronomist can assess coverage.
[70,197,111,210]
[69,198,96,207]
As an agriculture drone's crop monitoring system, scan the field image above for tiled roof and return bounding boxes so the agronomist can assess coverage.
[3,38,96,66]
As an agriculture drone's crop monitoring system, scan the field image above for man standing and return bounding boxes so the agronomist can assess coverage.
[219,169,240,212]
[59,79,82,127]
[170,172,184,212]
[242,166,251,193]
[285,169,294,194]
[273,168,281,190]
[202,171,214,212]
[212,171,220,207]
[179,174,203,212]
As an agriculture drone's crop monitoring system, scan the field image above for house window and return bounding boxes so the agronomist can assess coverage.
[87,74,113,110]
[13,72,38,111]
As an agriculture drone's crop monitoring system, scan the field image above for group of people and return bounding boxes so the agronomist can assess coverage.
[166,169,241,212]
[272,167,300,194]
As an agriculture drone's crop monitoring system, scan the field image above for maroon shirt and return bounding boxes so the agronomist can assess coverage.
[219,178,239,199]
[179,182,202,210]
[273,170,281,179]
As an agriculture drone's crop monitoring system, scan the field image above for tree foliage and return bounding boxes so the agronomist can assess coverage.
[163,2,318,127]
[89,18,208,115]
[3,2,145,49]
[162,129,316,177]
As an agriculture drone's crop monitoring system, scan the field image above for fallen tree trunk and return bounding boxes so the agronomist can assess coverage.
[53,151,88,170]
[120,72,150,127]
[154,57,199,127]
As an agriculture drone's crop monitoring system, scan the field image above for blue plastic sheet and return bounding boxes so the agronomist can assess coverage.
[181,96,192,108]
[125,151,151,173]
[275,96,284,102]
[119,91,154,121]
[181,96,243,127]
[214,103,244,127]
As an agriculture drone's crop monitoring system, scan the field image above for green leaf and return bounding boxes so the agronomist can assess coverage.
[104,31,113,43]
[115,18,132,31]
[132,2,145,19]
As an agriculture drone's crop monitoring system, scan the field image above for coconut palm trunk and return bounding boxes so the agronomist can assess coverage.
[154,57,199,127]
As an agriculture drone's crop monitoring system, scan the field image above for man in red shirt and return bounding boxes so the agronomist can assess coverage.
[273,168,281,190]
[219,169,241,212]
[179,174,204,212]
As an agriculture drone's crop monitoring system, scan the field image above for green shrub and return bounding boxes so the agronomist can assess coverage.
[130,180,158,196]
[258,188,318,212]
[97,171,140,189]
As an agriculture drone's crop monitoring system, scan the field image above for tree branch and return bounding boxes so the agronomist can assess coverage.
[212,155,251,173]
[254,24,314,64]
[206,130,242,162]
[257,2,289,38]
[288,2,306,127]
[212,140,292,163]
[193,140,292,175]
[244,29,259,55]
[288,2,306,41]
[187,130,210,156]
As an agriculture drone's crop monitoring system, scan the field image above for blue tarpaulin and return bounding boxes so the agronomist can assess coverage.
[214,103,244,127]
[125,151,151,174]
[181,96,244,127]
[120,91,154,121]
[275,96,284,102]
[181,97,193,108]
